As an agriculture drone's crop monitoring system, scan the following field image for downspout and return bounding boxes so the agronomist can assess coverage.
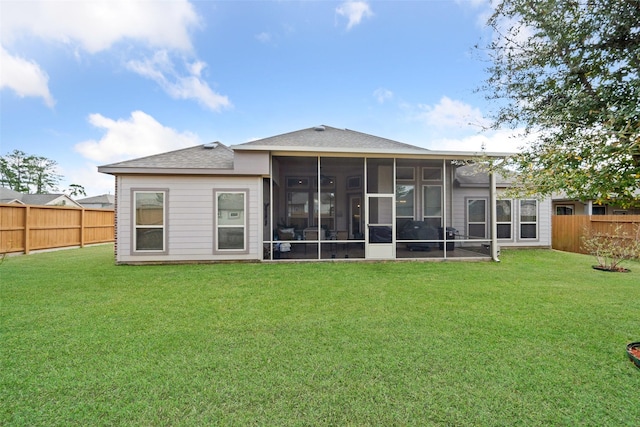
[490,170,500,262]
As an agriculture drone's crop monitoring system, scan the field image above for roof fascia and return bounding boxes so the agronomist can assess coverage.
[233,144,511,158]
[98,166,235,175]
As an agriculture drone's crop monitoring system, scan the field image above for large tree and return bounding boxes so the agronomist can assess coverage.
[0,150,61,194]
[483,0,640,207]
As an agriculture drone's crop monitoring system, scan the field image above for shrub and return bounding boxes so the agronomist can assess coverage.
[581,223,640,271]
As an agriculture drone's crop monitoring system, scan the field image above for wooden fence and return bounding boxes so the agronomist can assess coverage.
[552,215,640,254]
[0,204,114,254]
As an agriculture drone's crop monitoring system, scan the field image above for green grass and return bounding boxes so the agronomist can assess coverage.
[2,245,639,426]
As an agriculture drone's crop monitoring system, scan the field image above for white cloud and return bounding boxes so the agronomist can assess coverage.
[60,162,118,198]
[336,1,373,30]
[417,96,491,130]
[126,51,231,112]
[454,0,489,9]
[0,45,55,107]
[74,110,202,164]
[1,0,199,53]
[1,0,220,110]
[256,32,272,44]
[373,88,393,104]
[428,129,523,153]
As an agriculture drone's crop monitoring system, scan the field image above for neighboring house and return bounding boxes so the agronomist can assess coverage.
[0,187,82,207]
[552,194,640,216]
[77,194,115,209]
[98,125,552,264]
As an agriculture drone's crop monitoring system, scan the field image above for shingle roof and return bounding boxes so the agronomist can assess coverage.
[99,143,234,171]
[0,187,23,203]
[1,187,81,206]
[454,164,513,187]
[233,125,432,154]
[77,194,115,204]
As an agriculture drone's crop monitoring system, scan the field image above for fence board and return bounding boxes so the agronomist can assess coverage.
[552,215,640,254]
[0,204,114,254]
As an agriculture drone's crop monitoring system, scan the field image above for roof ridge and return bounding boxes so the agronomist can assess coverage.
[100,142,230,167]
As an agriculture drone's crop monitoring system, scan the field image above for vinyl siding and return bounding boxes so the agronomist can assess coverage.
[115,175,262,263]
[451,186,551,248]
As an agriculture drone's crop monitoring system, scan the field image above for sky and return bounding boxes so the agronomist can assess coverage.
[1,0,524,197]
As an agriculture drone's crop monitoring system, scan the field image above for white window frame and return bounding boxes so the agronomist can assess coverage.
[132,189,167,254]
[422,185,443,227]
[214,190,248,253]
[467,198,487,239]
[519,199,538,240]
[496,199,513,240]
[396,184,415,219]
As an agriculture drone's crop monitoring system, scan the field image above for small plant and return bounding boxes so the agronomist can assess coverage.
[581,223,640,272]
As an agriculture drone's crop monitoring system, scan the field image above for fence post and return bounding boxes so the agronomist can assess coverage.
[80,208,85,248]
[24,206,31,255]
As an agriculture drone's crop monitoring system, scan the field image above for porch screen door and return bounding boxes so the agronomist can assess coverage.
[366,195,395,259]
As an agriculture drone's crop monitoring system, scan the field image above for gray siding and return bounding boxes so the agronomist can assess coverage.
[115,175,262,263]
[451,186,551,248]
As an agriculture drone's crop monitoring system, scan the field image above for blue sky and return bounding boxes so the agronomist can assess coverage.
[1,0,520,197]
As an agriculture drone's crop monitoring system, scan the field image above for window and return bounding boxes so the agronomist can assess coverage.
[422,167,442,181]
[134,191,166,252]
[286,175,336,231]
[396,167,415,181]
[396,184,415,232]
[396,184,415,217]
[467,199,486,239]
[520,199,538,239]
[216,191,246,251]
[287,191,309,230]
[556,205,574,215]
[423,185,442,228]
[592,206,606,215]
[314,191,335,230]
[496,200,512,239]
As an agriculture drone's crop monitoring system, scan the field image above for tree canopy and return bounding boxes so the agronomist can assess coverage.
[483,0,640,207]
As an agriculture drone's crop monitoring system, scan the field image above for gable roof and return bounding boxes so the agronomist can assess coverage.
[98,126,511,176]
[0,187,24,204]
[232,125,431,154]
[98,143,234,174]
[0,187,82,207]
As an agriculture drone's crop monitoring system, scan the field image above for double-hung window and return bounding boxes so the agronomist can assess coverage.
[423,185,442,229]
[467,199,487,239]
[496,200,512,239]
[134,190,166,252]
[216,191,247,251]
[519,199,538,239]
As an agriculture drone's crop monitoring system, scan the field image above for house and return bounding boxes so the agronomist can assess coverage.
[98,125,551,264]
[552,194,640,216]
[0,187,82,208]
[76,194,115,209]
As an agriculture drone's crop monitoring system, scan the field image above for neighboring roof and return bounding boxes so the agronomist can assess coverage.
[0,187,82,207]
[77,194,115,205]
[454,165,514,187]
[0,187,24,204]
[98,143,234,174]
[233,125,432,154]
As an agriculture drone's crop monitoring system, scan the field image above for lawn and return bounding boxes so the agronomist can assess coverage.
[1,245,639,426]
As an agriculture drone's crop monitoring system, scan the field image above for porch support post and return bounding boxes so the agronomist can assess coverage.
[489,170,500,262]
